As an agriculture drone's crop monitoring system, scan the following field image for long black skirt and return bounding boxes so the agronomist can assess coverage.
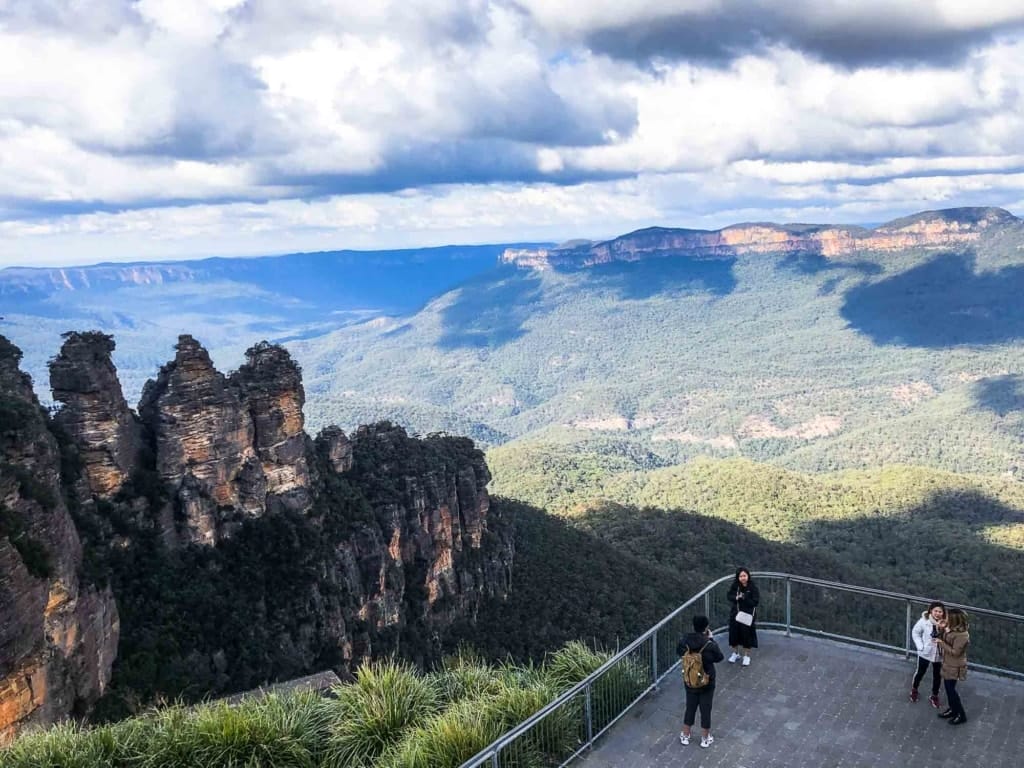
[728,617,758,649]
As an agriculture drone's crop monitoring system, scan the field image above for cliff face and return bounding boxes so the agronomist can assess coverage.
[230,342,312,512]
[49,332,142,499]
[2,332,513,736]
[0,337,119,744]
[338,424,508,662]
[501,207,1019,269]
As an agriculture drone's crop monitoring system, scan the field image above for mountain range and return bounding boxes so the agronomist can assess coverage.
[286,206,1024,481]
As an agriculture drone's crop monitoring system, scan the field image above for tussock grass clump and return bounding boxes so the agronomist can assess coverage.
[141,692,325,768]
[427,648,504,705]
[321,660,439,768]
[1,721,119,768]
[383,698,497,768]
[543,640,608,692]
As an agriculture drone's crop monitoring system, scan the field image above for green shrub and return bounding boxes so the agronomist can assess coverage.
[0,716,153,768]
[141,693,322,768]
[428,650,503,705]
[543,641,607,692]
[383,698,495,768]
[321,660,439,768]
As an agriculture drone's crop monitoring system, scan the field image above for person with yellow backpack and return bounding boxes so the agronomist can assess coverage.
[676,614,724,749]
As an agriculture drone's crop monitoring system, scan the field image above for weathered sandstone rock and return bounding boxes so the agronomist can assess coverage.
[49,332,141,498]
[0,336,119,744]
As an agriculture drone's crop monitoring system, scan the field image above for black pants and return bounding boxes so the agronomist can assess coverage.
[944,679,965,717]
[913,657,941,695]
[684,685,715,730]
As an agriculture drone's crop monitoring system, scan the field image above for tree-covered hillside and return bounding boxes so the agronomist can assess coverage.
[486,449,1024,613]
[290,230,1024,477]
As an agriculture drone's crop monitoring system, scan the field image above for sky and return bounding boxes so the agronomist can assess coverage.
[3,0,1024,267]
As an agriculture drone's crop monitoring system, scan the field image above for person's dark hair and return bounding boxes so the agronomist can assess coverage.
[693,615,710,633]
[731,567,754,586]
[927,601,945,613]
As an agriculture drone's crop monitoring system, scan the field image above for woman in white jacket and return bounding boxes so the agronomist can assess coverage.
[910,601,946,707]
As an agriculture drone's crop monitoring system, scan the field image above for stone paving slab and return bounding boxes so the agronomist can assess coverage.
[579,632,1024,768]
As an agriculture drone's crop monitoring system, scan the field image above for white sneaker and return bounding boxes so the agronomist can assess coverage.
[701,735,714,749]
[742,655,751,667]
[728,652,740,663]
[679,732,690,746]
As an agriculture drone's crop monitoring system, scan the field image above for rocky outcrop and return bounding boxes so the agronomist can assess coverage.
[49,332,141,498]
[3,332,513,739]
[138,335,261,545]
[0,336,119,744]
[502,207,1020,269]
[230,342,312,512]
[134,336,319,544]
[316,426,353,474]
[327,423,511,666]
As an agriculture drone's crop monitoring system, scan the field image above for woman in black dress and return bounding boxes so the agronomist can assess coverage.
[727,567,759,666]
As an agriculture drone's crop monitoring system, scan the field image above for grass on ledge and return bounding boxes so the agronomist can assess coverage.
[1,641,646,768]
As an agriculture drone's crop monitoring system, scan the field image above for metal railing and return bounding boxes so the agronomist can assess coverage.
[459,572,1024,768]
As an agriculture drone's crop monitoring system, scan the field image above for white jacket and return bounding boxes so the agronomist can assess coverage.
[912,613,941,662]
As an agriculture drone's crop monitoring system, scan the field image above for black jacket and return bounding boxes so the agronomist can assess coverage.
[727,581,760,617]
[676,632,725,687]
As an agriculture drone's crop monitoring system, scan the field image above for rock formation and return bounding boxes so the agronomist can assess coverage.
[501,206,1020,269]
[2,331,513,740]
[0,337,119,744]
[340,423,508,660]
[49,332,141,498]
[315,425,353,474]
[230,341,312,512]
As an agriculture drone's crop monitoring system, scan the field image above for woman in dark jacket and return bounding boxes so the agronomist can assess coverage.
[727,567,759,666]
[676,614,724,749]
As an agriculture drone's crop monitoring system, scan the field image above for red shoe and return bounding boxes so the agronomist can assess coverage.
[909,688,919,703]
[929,695,941,709]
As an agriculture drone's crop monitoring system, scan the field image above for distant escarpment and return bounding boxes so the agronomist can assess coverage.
[501,206,1020,269]
[0,332,512,737]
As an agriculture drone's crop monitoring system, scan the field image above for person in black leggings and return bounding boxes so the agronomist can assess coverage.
[677,614,724,749]
[910,601,945,707]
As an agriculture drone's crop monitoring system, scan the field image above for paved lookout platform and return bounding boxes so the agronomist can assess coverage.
[579,632,1024,768]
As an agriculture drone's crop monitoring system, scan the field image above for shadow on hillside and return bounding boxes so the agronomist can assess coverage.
[973,375,1024,416]
[455,497,858,662]
[437,268,544,350]
[778,252,883,277]
[840,252,1024,347]
[796,487,1024,611]
[553,256,738,300]
[459,490,1024,667]
[576,501,853,583]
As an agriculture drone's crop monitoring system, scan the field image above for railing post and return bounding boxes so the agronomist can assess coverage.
[785,577,792,637]
[651,633,659,687]
[704,590,711,620]
[584,683,594,748]
[905,600,913,659]
[491,749,500,768]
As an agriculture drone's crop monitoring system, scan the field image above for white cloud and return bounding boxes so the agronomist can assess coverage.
[2,1,1024,266]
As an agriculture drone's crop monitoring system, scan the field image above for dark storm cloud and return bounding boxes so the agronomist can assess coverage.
[266,139,631,197]
[557,2,1024,67]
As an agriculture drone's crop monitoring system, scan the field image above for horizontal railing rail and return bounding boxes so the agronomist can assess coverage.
[459,572,1024,768]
